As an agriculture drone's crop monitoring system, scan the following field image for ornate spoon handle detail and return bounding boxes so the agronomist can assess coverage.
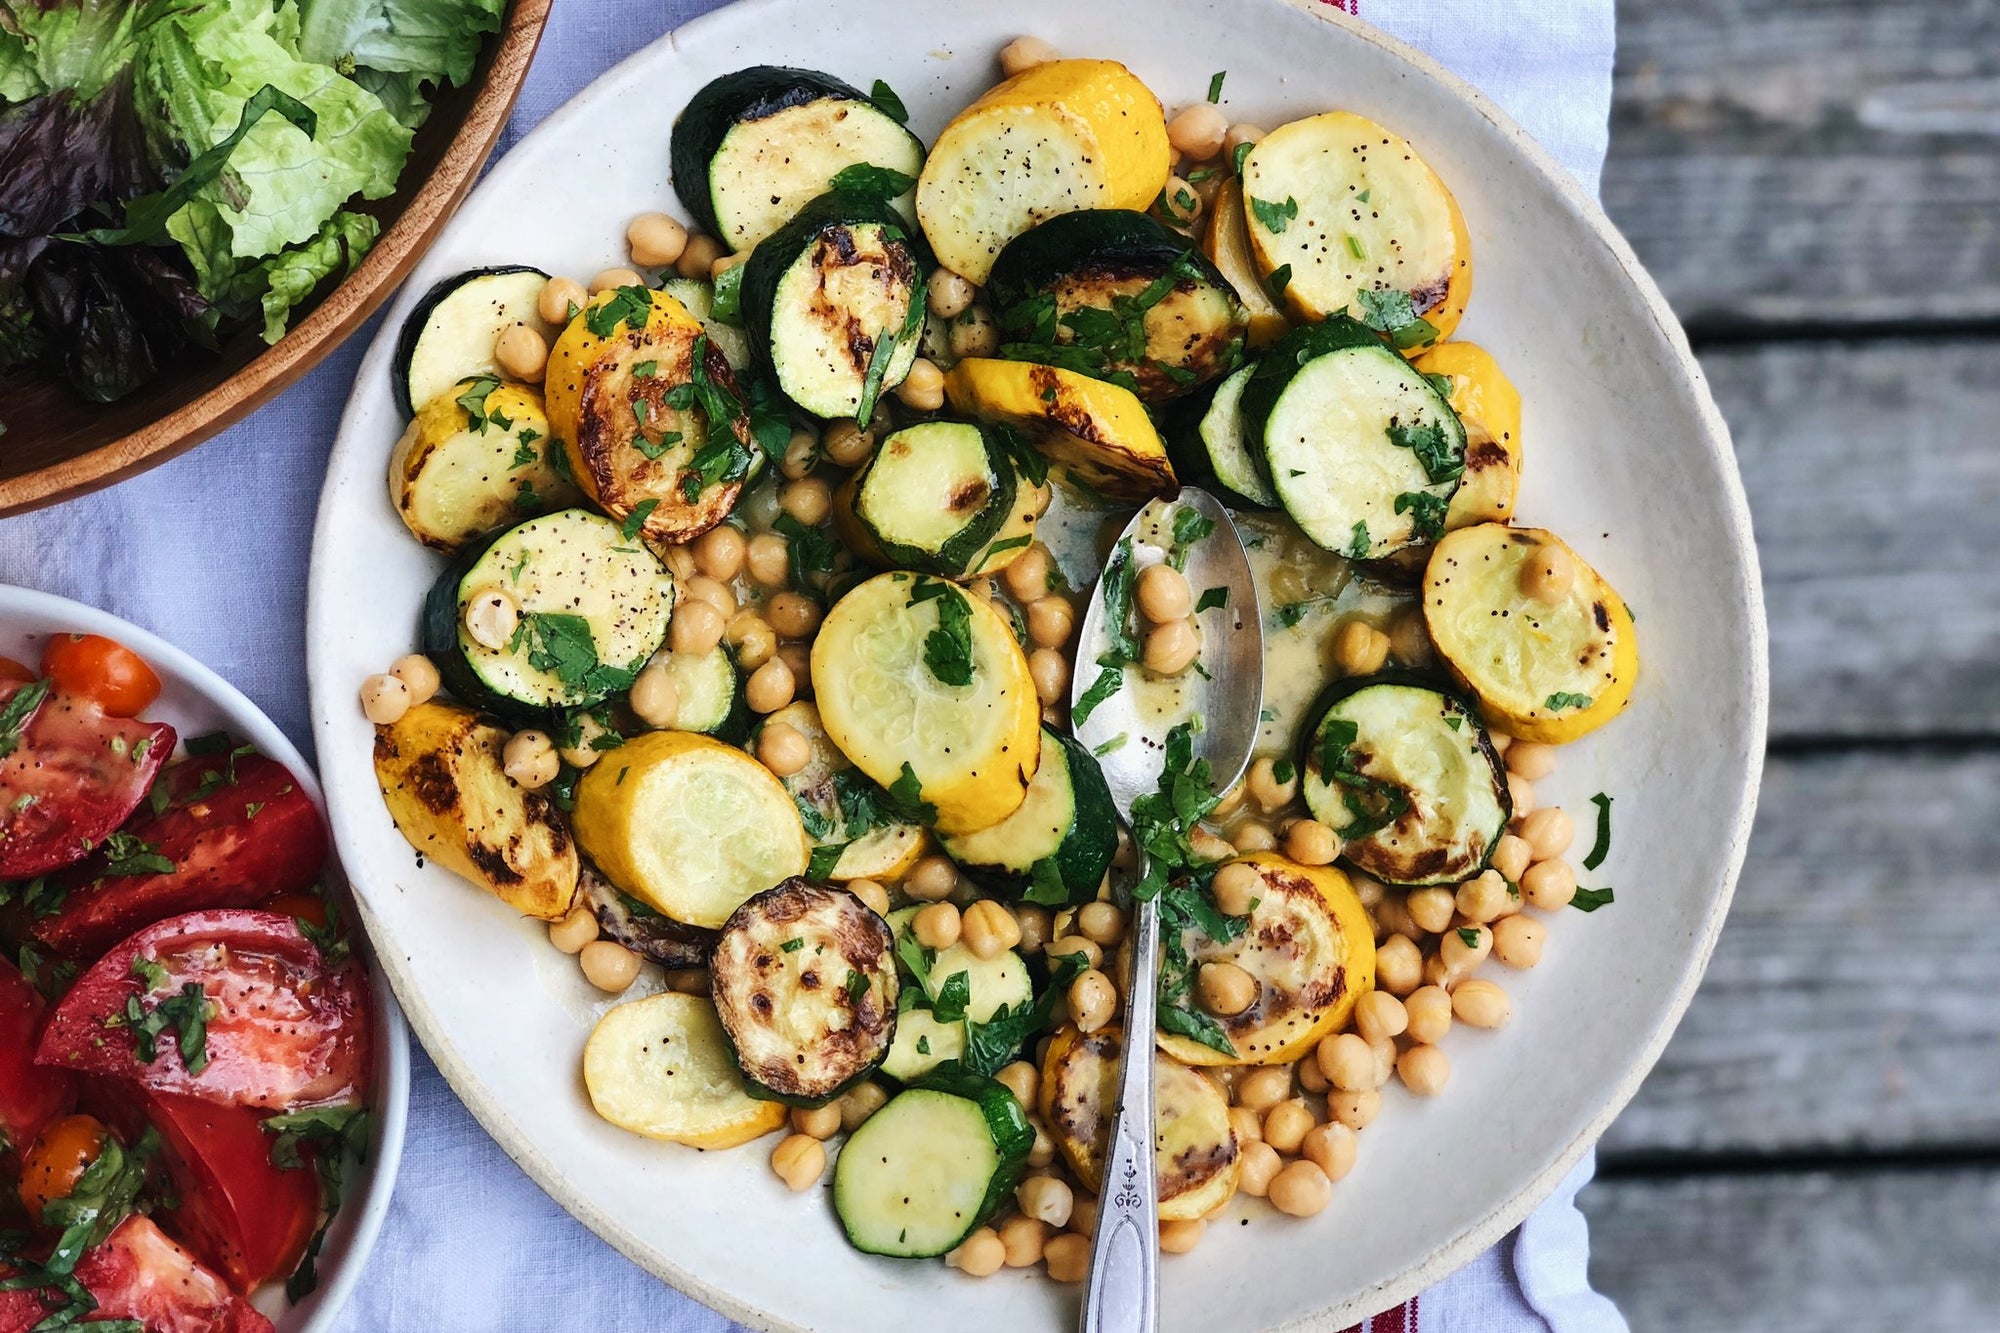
[1079,887,1159,1333]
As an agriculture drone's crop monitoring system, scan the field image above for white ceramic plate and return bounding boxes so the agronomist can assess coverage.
[304,1,1767,1328]
[0,585,409,1333]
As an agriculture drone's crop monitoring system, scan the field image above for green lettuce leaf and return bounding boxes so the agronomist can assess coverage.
[0,0,190,101]
[295,0,506,87]
[350,65,433,129]
[253,206,374,340]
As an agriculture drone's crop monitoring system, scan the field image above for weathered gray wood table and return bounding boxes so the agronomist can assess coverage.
[1577,1,2000,1328]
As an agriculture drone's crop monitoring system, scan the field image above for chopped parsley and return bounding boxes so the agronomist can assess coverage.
[1457,926,1483,949]
[845,969,872,1003]
[99,831,173,878]
[780,937,805,953]
[1311,717,1409,839]
[1194,586,1229,613]
[509,429,543,468]
[264,1104,371,1301]
[1270,757,1295,785]
[582,285,653,337]
[909,579,975,688]
[996,253,1204,390]
[958,951,1087,1076]
[635,429,685,462]
[1353,286,1438,350]
[109,979,213,1073]
[1545,692,1594,712]
[619,500,659,541]
[519,613,644,699]
[1385,414,1465,485]
[1022,856,1071,908]
[774,514,837,590]
[868,78,909,123]
[1092,733,1129,758]
[1263,263,1292,301]
[1571,885,1615,912]
[1231,140,1253,177]
[455,375,505,431]
[709,260,746,324]
[1248,194,1298,234]
[885,762,936,826]
[1583,793,1613,871]
[1167,507,1216,571]
[828,162,917,200]
[1343,521,1372,559]
[1394,489,1450,542]
[1207,70,1227,102]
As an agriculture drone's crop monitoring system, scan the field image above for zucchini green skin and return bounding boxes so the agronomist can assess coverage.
[916,1068,1035,1219]
[1165,363,1279,511]
[1237,315,1386,431]
[1294,671,1511,887]
[392,265,549,416]
[671,67,872,236]
[940,729,1117,903]
[852,421,1019,576]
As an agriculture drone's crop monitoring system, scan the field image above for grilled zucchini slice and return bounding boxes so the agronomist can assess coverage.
[1240,110,1471,345]
[389,378,582,552]
[985,210,1246,401]
[758,702,926,883]
[833,1071,1033,1258]
[1169,363,1276,509]
[1411,342,1522,530]
[1423,524,1639,744]
[711,879,898,1106]
[1155,854,1376,1067]
[1240,317,1466,559]
[1298,677,1509,887]
[545,286,758,543]
[944,358,1176,502]
[1202,179,1288,350]
[670,66,926,252]
[741,191,928,421]
[421,508,675,717]
[584,992,789,1149]
[579,862,715,968]
[372,701,579,921]
[835,420,1018,576]
[571,730,810,928]
[1039,1026,1239,1222]
[649,645,748,743]
[881,905,1033,1083]
[393,265,554,415]
[940,729,1116,905]
[811,572,1041,836]
[656,277,755,372]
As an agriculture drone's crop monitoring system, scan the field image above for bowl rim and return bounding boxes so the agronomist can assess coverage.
[309,0,1771,1326]
[0,0,555,521]
[0,583,413,1333]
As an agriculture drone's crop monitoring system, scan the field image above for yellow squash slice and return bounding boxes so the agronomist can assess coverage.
[944,358,1176,502]
[389,380,580,552]
[1411,342,1522,529]
[754,702,927,883]
[1423,524,1638,744]
[584,992,789,1149]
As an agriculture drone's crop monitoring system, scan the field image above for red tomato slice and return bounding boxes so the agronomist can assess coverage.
[35,909,372,1112]
[69,1216,275,1333]
[39,635,163,719]
[0,657,35,685]
[0,1285,61,1333]
[0,957,76,1157]
[0,682,174,880]
[81,1085,318,1294]
[33,752,328,959]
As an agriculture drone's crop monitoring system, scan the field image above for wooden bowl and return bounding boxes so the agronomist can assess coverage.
[0,0,553,517]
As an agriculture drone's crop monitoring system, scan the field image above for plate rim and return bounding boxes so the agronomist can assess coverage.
[307,0,1771,1326]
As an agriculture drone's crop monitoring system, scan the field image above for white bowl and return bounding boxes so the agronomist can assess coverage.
[304,1,1767,1328]
[0,585,410,1333]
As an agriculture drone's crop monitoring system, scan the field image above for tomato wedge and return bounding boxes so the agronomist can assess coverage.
[35,910,371,1111]
[69,1216,275,1333]
[0,681,174,880]
[32,751,327,959]
[39,635,162,719]
[0,957,75,1157]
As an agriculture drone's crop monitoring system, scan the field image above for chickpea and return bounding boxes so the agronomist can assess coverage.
[1150,1217,1203,1255]
[962,900,1023,958]
[996,1061,1039,1107]
[709,251,746,283]
[1490,832,1533,884]
[624,662,678,730]
[1452,977,1512,1029]
[1303,1122,1358,1184]
[744,533,790,588]
[821,419,876,467]
[626,211,689,268]
[1398,1044,1451,1096]
[1456,870,1512,924]
[1369,1034,1398,1086]
[687,527,743,584]
[1423,951,1458,991]
[1492,915,1547,969]
[381,656,439,712]
[590,266,643,293]
[1244,756,1298,813]
[548,905,598,954]
[1269,1160,1333,1217]
[660,544,698,582]
[463,586,519,651]
[1197,961,1257,1016]
[1046,935,1103,970]
[1506,740,1558,781]
[1142,619,1200,675]
[1014,904,1052,953]
[1375,935,1423,995]
[537,276,587,325]
[1520,544,1577,602]
[1521,858,1576,911]
[1029,648,1070,705]
[1043,1233,1090,1283]
[1068,968,1117,1033]
[1518,807,1575,862]
[579,940,641,992]
[904,855,960,903]
[1355,990,1409,1044]
[791,1102,842,1140]
[1441,923,1492,972]
[928,269,976,321]
[903,902,960,952]
[674,233,723,281]
[1263,1098,1315,1154]
[1316,1032,1378,1091]
[1189,827,1234,864]
[1233,822,1277,854]
[1405,986,1454,1044]
[756,722,811,778]
[1166,101,1229,161]
[998,1214,1050,1267]
[682,575,736,619]
[1001,544,1052,602]
[1406,887,1456,934]
[770,1134,825,1191]
[1027,1118,1057,1168]
[1283,818,1339,866]
[1025,596,1075,648]
[745,658,795,713]
[1135,564,1193,623]
[948,1227,1005,1277]
[846,879,890,916]
[1223,122,1266,159]
[949,306,999,359]
[1332,619,1391,676]
[670,599,726,655]
[838,1081,889,1132]
[734,620,778,671]
[895,358,947,412]
[1016,1175,1074,1228]
[777,427,819,481]
[1235,1065,1292,1111]
[1326,1088,1381,1131]
[501,729,560,789]
[1507,772,1537,818]
[766,592,823,641]
[494,323,549,383]
[1076,902,1125,945]
[1297,1056,1330,1094]
[999,35,1059,76]
[1068,1192,1098,1237]
[359,673,410,725]
[1237,1140,1282,1197]
[1225,1106,1263,1149]
[778,476,832,527]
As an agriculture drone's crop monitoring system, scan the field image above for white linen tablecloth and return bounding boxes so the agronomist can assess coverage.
[0,2,1625,1327]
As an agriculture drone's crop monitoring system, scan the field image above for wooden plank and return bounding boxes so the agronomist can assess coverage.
[1579,1167,2000,1331]
[1698,337,2000,739]
[1608,0,2000,328]
[1599,749,2000,1158]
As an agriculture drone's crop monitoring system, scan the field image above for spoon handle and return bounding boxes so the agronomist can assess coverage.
[1080,889,1160,1333]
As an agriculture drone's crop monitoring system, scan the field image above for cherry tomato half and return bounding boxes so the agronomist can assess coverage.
[17,1112,107,1219]
[40,635,161,718]
[0,657,35,684]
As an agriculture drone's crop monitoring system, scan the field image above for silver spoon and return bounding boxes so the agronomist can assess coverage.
[1066,486,1265,1333]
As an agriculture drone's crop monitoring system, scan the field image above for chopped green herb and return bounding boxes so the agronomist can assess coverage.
[583,285,654,338]
[0,679,49,762]
[909,580,975,688]
[1092,733,1129,758]
[519,613,643,699]
[1071,665,1124,729]
[1386,414,1465,485]
[1353,286,1438,350]
[709,260,746,324]
[110,981,213,1073]
[1194,586,1229,613]
[1345,233,1366,260]
[1207,70,1227,102]
[1248,194,1298,234]
[1583,793,1613,871]
[1312,717,1410,840]
[885,763,937,825]
[1168,507,1217,571]
[1343,521,1371,559]
[635,429,685,461]
[915,1034,930,1055]
[1457,926,1483,949]
[845,969,872,1003]
[264,1104,371,1301]
[99,831,173,878]
[632,359,658,379]
[1264,263,1292,300]
[1571,886,1615,912]
[1394,489,1450,542]
[805,841,848,881]
[1231,141,1253,177]
[1545,692,1593,712]
[454,375,504,431]
[1022,855,1071,907]
[869,78,909,123]
[828,162,917,200]
[774,514,837,589]
[1271,757,1295,785]
[620,500,659,541]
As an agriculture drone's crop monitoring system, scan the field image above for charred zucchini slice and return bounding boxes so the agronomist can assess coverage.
[670,66,925,252]
[421,508,676,717]
[393,265,554,416]
[986,209,1246,402]
[832,1071,1033,1258]
[939,729,1116,905]
[1423,524,1639,745]
[838,420,1018,576]
[1240,316,1466,559]
[1038,1026,1239,1222]
[711,879,898,1106]
[579,861,715,967]
[741,190,927,421]
[1168,363,1276,509]
[389,377,582,553]
[943,357,1177,502]
[1298,677,1509,887]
